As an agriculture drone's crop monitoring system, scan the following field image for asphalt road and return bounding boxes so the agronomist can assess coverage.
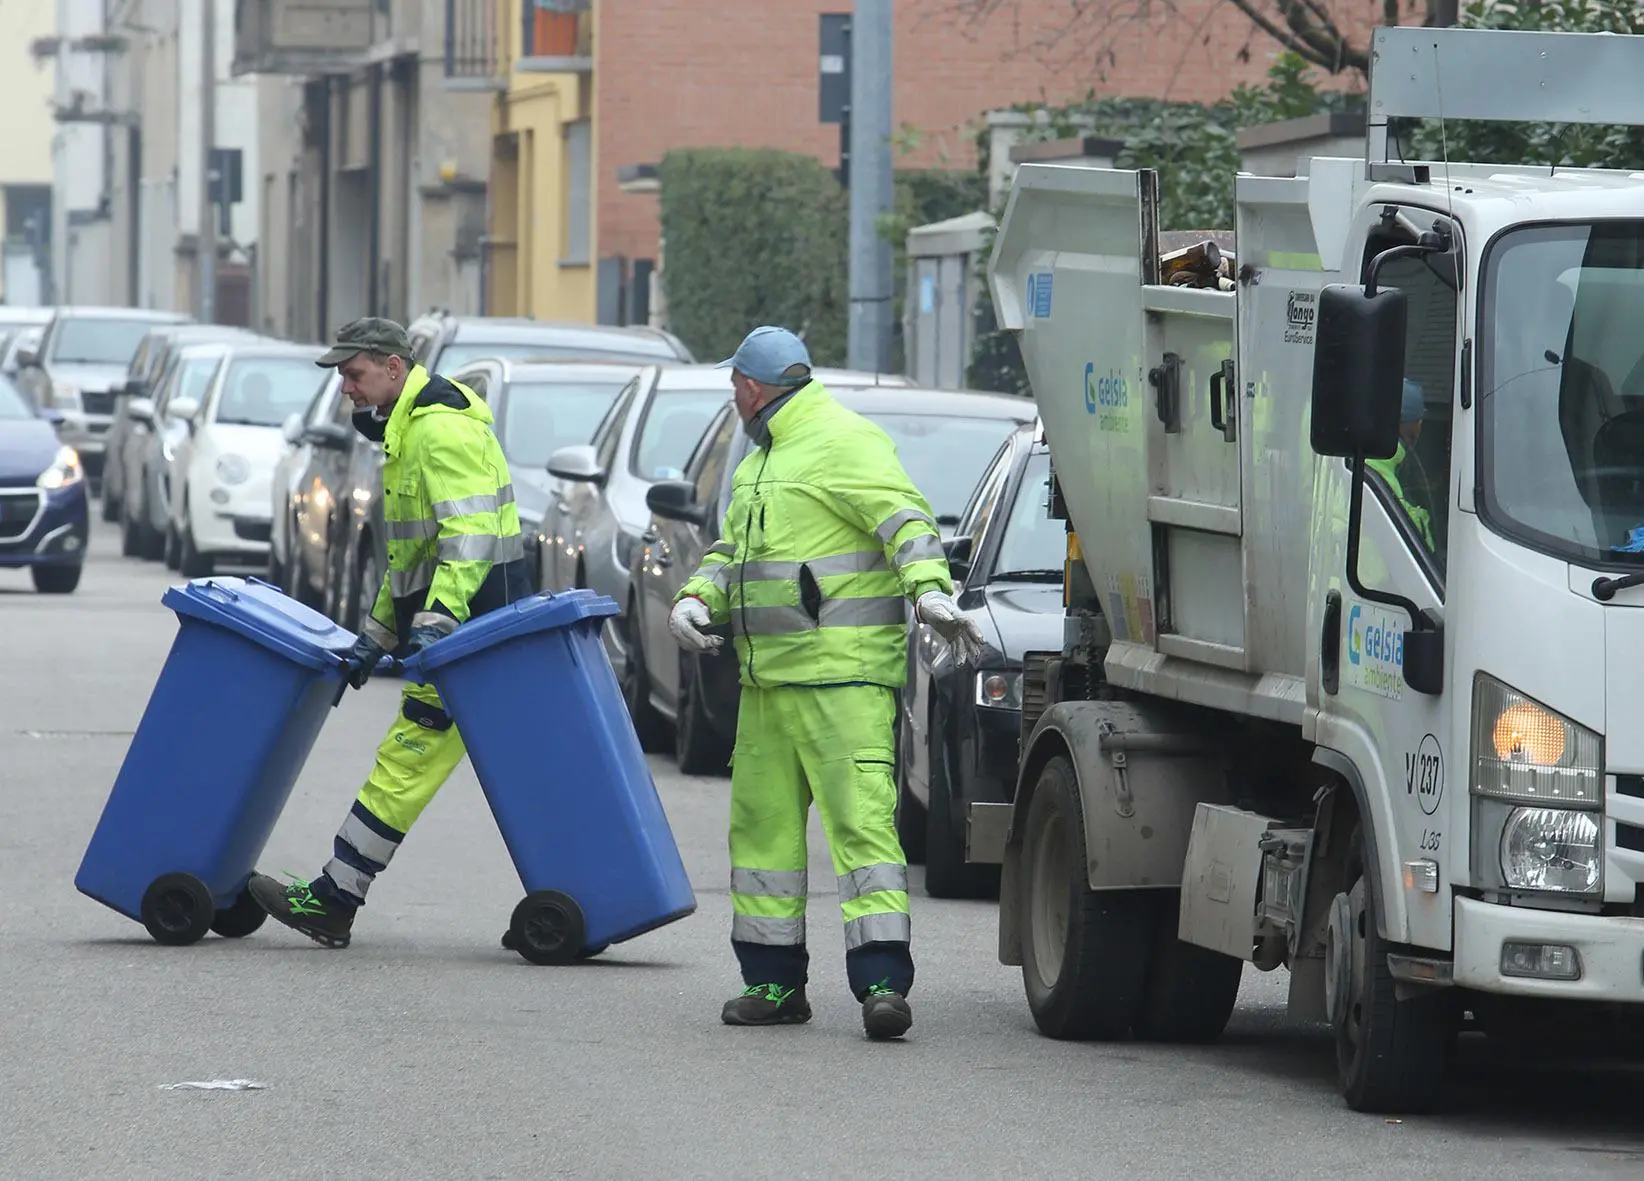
[4,521,1644,1179]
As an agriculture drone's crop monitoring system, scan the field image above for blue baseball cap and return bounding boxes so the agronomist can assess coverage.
[1401,378,1425,424]
[717,325,813,386]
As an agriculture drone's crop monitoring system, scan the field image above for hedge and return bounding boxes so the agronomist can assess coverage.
[657,148,850,368]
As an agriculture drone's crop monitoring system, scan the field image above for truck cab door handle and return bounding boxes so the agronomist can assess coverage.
[1210,359,1237,442]
[1320,589,1341,695]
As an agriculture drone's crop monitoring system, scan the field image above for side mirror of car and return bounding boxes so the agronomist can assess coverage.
[126,396,155,425]
[304,422,354,450]
[942,534,974,583]
[645,479,707,526]
[124,378,148,399]
[281,412,305,446]
[15,349,38,370]
[547,443,606,484]
[168,396,201,425]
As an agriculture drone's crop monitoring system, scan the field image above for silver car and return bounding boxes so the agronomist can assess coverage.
[542,364,915,674]
[15,306,191,481]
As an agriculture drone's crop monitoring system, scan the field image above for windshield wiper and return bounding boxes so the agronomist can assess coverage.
[1592,571,1644,601]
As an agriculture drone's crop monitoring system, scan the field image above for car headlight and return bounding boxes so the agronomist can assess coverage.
[50,381,81,410]
[1471,674,1604,897]
[975,670,1023,710]
[1499,807,1601,893]
[36,445,83,490]
[215,454,250,485]
[1471,674,1601,806]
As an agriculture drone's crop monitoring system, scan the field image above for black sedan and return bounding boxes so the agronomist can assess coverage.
[629,384,1036,775]
[0,374,89,593]
[900,422,1065,898]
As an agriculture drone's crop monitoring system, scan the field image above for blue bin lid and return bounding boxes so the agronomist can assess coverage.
[163,576,358,672]
[402,589,619,677]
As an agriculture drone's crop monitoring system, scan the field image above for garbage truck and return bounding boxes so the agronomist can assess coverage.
[966,25,1644,1113]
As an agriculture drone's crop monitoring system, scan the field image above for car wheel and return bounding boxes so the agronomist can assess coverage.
[923,705,1000,900]
[178,511,213,578]
[101,482,119,522]
[32,564,81,594]
[348,535,381,633]
[619,605,671,754]
[120,508,140,558]
[163,522,180,570]
[675,651,732,775]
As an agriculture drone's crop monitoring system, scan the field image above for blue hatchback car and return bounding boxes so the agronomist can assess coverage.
[0,372,88,593]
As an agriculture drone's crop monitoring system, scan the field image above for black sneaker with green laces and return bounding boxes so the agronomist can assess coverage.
[861,983,912,1040]
[247,872,356,949]
[721,983,812,1026]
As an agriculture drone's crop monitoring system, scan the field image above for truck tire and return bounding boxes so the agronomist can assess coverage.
[1132,888,1243,1043]
[1019,754,1150,1040]
[1333,828,1450,1113]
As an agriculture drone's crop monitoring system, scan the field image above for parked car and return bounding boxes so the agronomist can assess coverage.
[898,422,1065,898]
[406,311,695,373]
[626,382,1034,771]
[0,372,88,593]
[166,341,329,576]
[268,371,343,605]
[102,324,262,522]
[14,306,192,482]
[119,341,236,560]
[1,326,43,382]
[446,356,651,589]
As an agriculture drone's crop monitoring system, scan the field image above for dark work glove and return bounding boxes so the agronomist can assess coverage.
[344,634,387,690]
[401,623,448,660]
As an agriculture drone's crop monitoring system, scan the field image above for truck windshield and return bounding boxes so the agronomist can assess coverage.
[1481,221,1644,566]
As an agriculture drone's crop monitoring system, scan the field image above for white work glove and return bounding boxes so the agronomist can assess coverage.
[916,591,985,666]
[668,596,723,654]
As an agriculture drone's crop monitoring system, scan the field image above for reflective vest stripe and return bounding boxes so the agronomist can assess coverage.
[390,560,437,598]
[706,541,735,559]
[876,507,938,545]
[843,910,911,949]
[386,518,439,542]
[436,532,525,563]
[731,914,807,945]
[732,595,905,636]
[433,484,515,521]
[837,862,908,902]
[730,867,808,899]
[733,551,888,584]
[892,532,944,571]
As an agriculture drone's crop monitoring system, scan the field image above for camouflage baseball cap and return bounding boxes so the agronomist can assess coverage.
[316,317,415,367]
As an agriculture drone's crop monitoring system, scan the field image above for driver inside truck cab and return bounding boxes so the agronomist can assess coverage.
[1367,378,1437,553]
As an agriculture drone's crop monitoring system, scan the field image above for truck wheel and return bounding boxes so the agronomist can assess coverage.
[1019,754,1150,1040]
[1132,888,1243,1043]
[1332,829,1449,1113]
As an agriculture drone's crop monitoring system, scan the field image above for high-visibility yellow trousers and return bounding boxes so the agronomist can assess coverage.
[728,682,914,999]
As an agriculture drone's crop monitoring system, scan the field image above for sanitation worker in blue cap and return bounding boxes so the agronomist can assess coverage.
[1367,377,1436,552]
[666,324,984,1040]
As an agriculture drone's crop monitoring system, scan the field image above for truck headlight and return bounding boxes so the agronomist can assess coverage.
[1472,674,1603,897]
[36,445,83,490]
[215,454,250,485]
[975,670,1023,710]
[1500,808,1601,893]
[1471,674,1601,806]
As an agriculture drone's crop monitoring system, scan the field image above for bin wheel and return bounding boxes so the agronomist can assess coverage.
[507,891,587,965]
[140,873,215,946]
[209,887,268,939]
[500,931,607,959]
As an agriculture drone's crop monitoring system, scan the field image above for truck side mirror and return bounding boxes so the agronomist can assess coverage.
[1309,284,1406,460]
[1309,281,1441,696]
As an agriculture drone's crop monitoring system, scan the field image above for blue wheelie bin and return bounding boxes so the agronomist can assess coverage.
[75,576,355,946]
[401,588,697,964]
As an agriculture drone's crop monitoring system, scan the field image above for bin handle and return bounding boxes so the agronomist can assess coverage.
[201,580,240,606]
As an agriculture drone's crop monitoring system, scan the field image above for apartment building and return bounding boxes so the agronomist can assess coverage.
[2,0,56,304]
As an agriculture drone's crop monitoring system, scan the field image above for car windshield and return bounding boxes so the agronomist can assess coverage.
[635,388,732,479]
[497,379,632,467]
[214,358,327,427]
[437,342,669,371]
[990,452,1064,580]
[1480,221,1644,566]
[49,318,170,365]
[865,412,1026,522]
[0,375,33,419]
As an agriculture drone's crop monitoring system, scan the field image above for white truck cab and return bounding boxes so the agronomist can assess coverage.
[968,26,1644,1113]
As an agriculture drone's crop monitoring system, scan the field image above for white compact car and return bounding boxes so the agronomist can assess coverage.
[167,341,329,576]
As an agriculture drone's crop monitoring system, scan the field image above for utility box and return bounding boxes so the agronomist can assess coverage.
[903,210,994,390]
[233,0,376,76]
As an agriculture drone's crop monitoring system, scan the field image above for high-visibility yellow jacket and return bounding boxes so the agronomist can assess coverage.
[676,380,953,689]
[358,364,531,652]
[1367,442,1436,552]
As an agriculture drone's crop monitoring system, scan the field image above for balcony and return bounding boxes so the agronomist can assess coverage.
[520,0,592,73]
[232,0,375,77]
[443,0,506,90]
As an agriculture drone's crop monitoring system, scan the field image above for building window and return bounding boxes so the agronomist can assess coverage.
[561,119,591,267]
[523,0,590,60]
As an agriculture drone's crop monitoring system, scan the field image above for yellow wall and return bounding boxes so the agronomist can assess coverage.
[0,12,55,186]
[487,0,597,322]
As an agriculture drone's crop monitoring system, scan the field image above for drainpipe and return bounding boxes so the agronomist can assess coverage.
[317,77,332,339]
[368,62,383,315]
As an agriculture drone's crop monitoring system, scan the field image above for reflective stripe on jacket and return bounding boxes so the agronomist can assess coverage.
[360,365,531,651]
[1367,442,1435,552]
[675,380,952,689]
